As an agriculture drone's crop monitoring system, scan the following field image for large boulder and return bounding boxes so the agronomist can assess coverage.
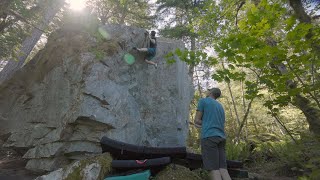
[0,24,193,171]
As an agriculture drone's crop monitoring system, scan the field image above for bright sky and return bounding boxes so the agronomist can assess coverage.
[67,0,87,11]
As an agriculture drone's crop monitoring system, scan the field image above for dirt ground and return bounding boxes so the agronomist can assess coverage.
[247,164,298,180]
[0,137,42,180]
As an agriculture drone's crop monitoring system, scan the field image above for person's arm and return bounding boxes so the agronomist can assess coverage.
[149,36,156,44]
[194,98,204,128]
[194,110,203,128]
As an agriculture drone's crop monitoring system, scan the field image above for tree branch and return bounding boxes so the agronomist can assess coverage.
[236,97,254,139]
[235,1,245,27]
[286,62,320,108]
[8,9,46,33]
[289,0,311,23]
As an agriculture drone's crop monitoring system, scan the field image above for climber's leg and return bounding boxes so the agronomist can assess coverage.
[145,59,157,66]
[145,48,157,68]
[137,48,148,52]
[210,170,222,180]
[219,168,231,180]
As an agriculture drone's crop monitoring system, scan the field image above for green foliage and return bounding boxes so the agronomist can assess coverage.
[0,0,39,60]
[167,48,214,66]
[165,51,176,64]
[154,164,203,180]
[156,0,199,49]
[165,0,319,178]
[91,49,105,60]
[160,25,194,39]
[226,140,250,161]
[87,0,154,28]
[165,48,212,67]
[192,169,210,180]
[191,0,320,129]
[212,68,246,84]
[243,133,320,179]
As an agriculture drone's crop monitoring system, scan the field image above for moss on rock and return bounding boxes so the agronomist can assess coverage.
[64,153,112,180]
[154,164,203,180]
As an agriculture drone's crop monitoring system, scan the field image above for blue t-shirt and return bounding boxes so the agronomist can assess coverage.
[197,97,226,139]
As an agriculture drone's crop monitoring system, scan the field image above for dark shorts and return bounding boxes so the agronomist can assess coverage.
[146,48,156,60]
[201,136,227,170]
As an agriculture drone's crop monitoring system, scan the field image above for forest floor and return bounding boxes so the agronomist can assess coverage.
[0,136,42,180]
[247,163,299,180]
[248,170,297,180]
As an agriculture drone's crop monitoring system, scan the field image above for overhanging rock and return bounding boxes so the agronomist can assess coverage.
[0,24,193,172]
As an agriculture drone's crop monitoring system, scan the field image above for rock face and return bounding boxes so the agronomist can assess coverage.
[0,24,193,172]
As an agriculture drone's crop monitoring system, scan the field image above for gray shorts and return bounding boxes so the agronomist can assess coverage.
[201,136,227,170]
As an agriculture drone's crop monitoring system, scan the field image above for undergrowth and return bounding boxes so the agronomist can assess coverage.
[187,132,320,179]
[228,133,320,179]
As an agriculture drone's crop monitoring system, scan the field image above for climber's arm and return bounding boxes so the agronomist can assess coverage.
[194,99,203,128]
[194,111,202,128]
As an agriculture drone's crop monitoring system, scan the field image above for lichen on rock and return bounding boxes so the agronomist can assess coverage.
[154,164,204,180]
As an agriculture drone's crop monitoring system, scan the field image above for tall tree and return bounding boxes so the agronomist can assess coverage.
[155,0,199,75]
[0,0,40,60]
[87,0,154,28]
[0,0,65,84]
[193,0,320,135]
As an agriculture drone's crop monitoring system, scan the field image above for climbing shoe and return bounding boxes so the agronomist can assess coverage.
[132,47,138,50]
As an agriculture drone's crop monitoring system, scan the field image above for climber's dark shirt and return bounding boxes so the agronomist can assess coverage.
[150,37,157,48]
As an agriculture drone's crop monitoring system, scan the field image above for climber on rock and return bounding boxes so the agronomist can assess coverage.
[133,30,158,68]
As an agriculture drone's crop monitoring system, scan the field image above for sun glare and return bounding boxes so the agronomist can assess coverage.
[68,0,87,11]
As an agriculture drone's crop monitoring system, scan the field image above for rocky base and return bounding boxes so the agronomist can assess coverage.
[35,153,112,180]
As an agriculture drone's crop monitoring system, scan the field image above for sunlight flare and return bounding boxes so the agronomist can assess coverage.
[123,53,135,65]
[68,0,87,11]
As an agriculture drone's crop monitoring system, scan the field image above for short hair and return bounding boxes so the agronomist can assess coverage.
[151,31,156,36]
[208,88,221,98]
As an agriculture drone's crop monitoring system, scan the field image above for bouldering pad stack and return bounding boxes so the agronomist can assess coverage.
[100,136,249,179]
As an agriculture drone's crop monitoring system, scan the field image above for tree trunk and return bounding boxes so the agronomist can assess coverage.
[189,36,196,76]
[0,0,13,33]
[195,68,202,97]
[236,98,254,139]
[225,96,237,135]
[221,61,241,128]
[0,0,64,84]
[0,0,10,17]
[262,0,320,135]
[293,94,320,135]
[287,0,320,135]
[288,0,311,23]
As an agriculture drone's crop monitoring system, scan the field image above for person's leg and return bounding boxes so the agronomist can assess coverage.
[210,170,222,180]
[218,139,231,180]
[145,48,157,67]
[202,137,222,180]
[219,169,231,180]
[145,59,157,66]
[136,48,148,52]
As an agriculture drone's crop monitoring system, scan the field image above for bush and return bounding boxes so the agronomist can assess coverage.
[245,133,320,179]
[226,140,250,161]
